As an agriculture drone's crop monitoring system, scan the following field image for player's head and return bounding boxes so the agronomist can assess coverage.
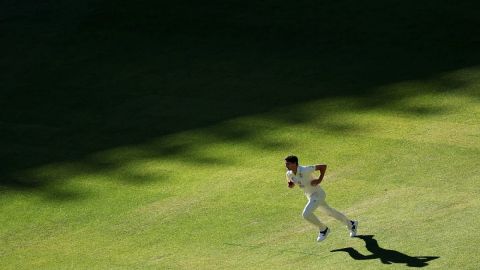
[285,155,299,170]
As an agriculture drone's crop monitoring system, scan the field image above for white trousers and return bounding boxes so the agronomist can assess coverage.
[302,189,351,231]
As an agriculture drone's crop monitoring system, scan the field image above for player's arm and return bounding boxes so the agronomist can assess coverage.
[311,164,327,186]
[286,175,295,188]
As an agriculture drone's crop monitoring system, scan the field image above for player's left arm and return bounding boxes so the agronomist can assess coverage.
[311,164,327,186]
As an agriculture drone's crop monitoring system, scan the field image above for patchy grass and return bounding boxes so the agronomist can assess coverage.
[1,68,479,269]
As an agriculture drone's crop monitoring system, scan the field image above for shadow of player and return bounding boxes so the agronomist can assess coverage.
[331,235,439,267]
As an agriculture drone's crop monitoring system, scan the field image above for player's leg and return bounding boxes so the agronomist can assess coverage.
[302,197,327,230]
[317,199,358,236]
[302,197,330,242]
[317,200,351,226]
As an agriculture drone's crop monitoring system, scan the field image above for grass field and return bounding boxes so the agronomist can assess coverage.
[1,1,480,269]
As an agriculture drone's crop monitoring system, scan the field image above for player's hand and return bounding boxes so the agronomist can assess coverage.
[311,179,321,186]
[288,181,295,188]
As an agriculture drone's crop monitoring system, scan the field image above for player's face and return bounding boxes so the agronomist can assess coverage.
[285,161,297,170]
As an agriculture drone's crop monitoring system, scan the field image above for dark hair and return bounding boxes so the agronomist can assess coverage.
[285,155,298,165]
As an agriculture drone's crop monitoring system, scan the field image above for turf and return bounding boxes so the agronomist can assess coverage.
[1,1,480,269]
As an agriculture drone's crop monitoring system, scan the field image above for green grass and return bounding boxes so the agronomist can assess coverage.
[1,71,479,269]
[1,1,480,269]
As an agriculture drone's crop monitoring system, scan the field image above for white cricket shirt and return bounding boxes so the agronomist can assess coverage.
[286,165,323,198]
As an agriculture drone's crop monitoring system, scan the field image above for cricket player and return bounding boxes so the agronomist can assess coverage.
[285,155,358,242]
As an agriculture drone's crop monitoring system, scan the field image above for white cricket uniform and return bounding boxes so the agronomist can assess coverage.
[286,165,351,230]
[286,165,322,198]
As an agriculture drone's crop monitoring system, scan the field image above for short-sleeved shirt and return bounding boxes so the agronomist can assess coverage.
[286,165,322,197]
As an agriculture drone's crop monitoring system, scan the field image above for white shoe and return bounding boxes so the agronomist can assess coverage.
[317,227,330,242]
[349,220,358,237]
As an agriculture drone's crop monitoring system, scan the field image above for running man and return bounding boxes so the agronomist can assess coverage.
[285,155,358,242]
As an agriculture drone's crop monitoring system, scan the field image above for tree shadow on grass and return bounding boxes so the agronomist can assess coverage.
[331,235,439,267]
[1,0,480,198]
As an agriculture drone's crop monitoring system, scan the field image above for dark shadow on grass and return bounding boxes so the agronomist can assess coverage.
[331,235,439,267]
[1,0,480,197]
